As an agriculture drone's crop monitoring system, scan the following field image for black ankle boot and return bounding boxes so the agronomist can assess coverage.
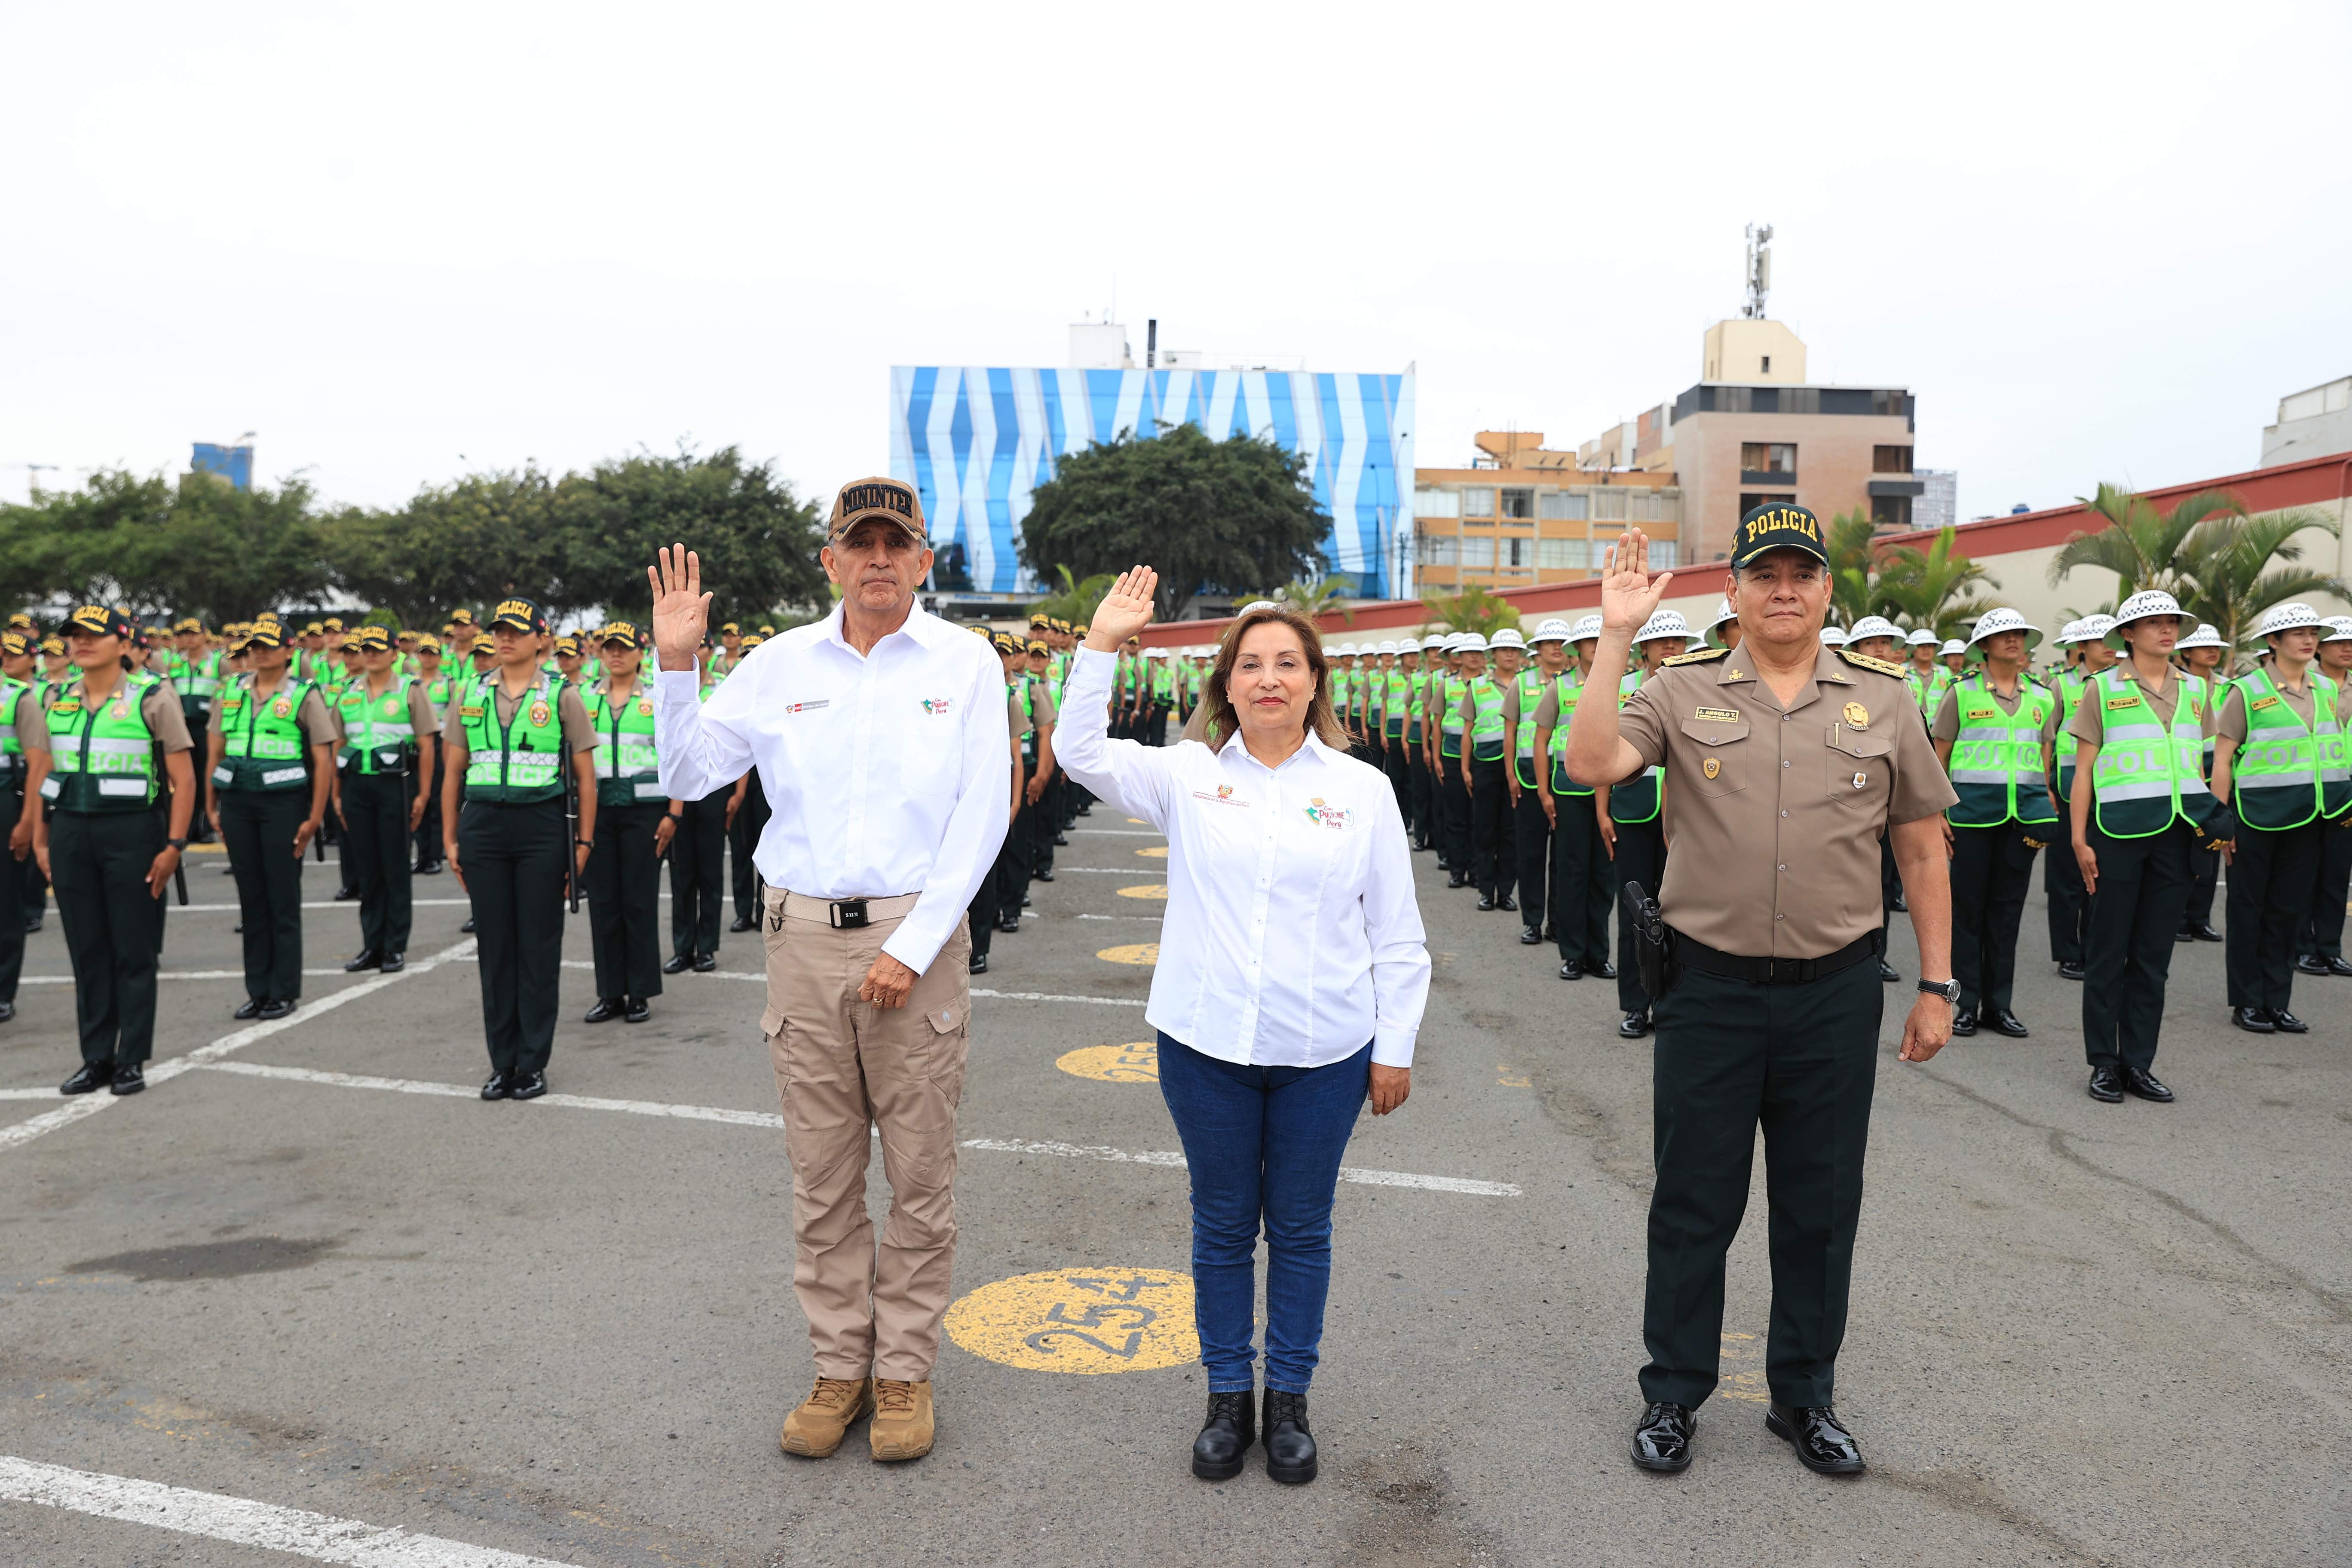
[1191,1389,1254,1479]
[1262,1389,1317,1483]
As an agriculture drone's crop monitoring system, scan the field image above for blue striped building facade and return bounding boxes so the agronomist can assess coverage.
[888,366,1416,599]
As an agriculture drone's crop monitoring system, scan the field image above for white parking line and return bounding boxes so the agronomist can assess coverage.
[1070,829,1164,836]
[0,937,478,1152]
[0,1453,584,1567]
[18,968,374,985]
[962,1137,1523,1197]
[970,988,1146,1006]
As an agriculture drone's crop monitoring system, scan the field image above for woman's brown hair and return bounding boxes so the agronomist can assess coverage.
[1199,603,1348,752]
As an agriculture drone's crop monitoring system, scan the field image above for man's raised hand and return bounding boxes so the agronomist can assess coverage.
[647,544,713,672]
[1599,529,1672,636]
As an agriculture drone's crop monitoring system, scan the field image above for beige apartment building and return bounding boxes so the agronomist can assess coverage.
[1413,432,1681,591]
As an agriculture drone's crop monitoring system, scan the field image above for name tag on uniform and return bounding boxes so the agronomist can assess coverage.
[1693,707,1740,722]
[459,705,484,718]
[1966,707,1997,720]
[784,700,830,714]
[2250,695,2280,711]
[213,766,233,785]
[2105,696,2138,710]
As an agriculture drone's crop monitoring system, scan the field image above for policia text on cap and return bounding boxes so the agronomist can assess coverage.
[1562,515,1959,1479]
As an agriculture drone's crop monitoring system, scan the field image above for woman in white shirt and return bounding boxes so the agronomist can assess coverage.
[1057,568,1431,1488]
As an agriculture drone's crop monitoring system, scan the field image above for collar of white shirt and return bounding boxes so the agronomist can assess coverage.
[810,597,959,659]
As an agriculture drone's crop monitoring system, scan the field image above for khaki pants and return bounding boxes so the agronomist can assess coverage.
[761,887,972,1382]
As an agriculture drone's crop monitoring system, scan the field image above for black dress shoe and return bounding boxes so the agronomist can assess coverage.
[1476,894,1496,911]
[662,953,692,974]
[1950,1007,1978,1037]
[1261,1390,1316,1485]
[1495,894,1517,912]
[2328,957,2352,977]
[1765,1403,1865,1475]
[1558,960,1582,980]
[1020,893,1032,907]
[257,999,294,1021]
[1630,1401,1695,1473]
[1619,1009,1651,1038]
[585,997,622,1024]
[2058,961,2085,980]
[1891,891,1908,913]
[2187,922,2222,943]
[61,1062,111,1095]
[691,952,717,973]
[481,1071,512,1101]
[1191,1390,1255,1480]
[1075,805,1090,816]
[510,1070,547,1100]
[1519,925,1542,945]
[379,952,404,974]
[1876,958,1900,983]
[2175,927,2196,943]
[1446,873,1468,888]
[2232,1005,2276,1033]
[1034,870,1054,883]
[2123,1066,2174,1102]
[729,916,755,933]
[998,916,1020,935]
[344,949,383,973]
[0,1001,12,1023]
[422,860,444,876]
[624,996,651,1023]
[461,917,476,934]
[1052,833,1068,846]
[1988,1008,2030,1038]
[1590,959,1616,980]
[334,887,358,901]
[2295,953,2331,974]
[411,858,431,875]
[110,1063,144,1096]
[2087,1066,2125,1103]
[23,915,40,933]
[233,998,263,1020]
[968,952,989,975]
[2269,1008,2309,1033]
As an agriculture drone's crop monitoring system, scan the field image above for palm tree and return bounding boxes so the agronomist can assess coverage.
[1823,508,1877,626]
[1026,563,1119,627]
[1873,526,2003,640]
[2044,484,2239,601]
[1273,573,1357,625]
[1418,585,1522,641]
[2174,507,2346,668]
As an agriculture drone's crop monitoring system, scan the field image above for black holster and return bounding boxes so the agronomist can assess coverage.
[1621,879,1678,1002]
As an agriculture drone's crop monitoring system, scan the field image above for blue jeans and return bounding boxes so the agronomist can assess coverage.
[1156,1032,1370,1394]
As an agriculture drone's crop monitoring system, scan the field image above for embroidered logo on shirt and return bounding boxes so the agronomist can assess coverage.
[1302,797,1349,829]
[637,700,654,717]
[922,698,953,715]
[784,700,830,714]
[1191,784,1249,805]
[529,700,551,727]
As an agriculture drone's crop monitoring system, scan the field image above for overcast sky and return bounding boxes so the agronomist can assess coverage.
[4,0,2346,528]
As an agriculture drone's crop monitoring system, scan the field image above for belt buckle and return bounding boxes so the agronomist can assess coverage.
[830,898,869,930]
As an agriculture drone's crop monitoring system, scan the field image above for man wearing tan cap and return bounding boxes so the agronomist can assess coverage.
[649,477,1009,1464]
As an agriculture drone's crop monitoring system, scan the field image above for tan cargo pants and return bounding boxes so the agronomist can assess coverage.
[760,887,972,1383]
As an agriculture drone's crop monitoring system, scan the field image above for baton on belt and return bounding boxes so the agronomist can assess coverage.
[1620,880,1674,1004]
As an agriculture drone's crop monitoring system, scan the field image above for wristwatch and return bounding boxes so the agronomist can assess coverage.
[165,837,189,850]
[1917,977,1961,1004]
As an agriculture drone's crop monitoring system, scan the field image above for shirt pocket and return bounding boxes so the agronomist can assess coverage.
[1825,728,1896,811]
[1676,716,1750,797]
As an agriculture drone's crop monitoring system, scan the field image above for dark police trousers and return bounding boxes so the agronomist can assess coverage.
[1611,818,1666,1013]
[586,802,667,1001]
[1407,746,1432,843]
[1642,956,1880,1409]
[730,769,771,925]
[2226,819,2323,1013]
[52,809,166,1066]
[2297,815,2352,961]
[340,769,415,957]
[2081,820,2193,1072]
[669,789,726,960]
[0,791,23,1007]
[458,797,567,1076]
[1469,756,1510,899]
[1436,753,1469,868]
[220,789,309,1004]
[2045,796,2089,966]
[1950,820,2043,1017]
[1510,775,1550,930]
[1550,793,1613,970]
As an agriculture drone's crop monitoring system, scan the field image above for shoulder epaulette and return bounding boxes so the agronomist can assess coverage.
[1838,649,1909,677]
[1662,646,1729,667]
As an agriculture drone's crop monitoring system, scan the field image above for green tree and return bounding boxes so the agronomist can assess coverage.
[1822,508,1879,626]
[1273,573,1356,625]
[2044,483,2239,602]
[2173,506,2346,663]
[327,466,564,631]
[1018,422,1329,621]
[1418,585,1522,640]
[1026,563,1120,628]
[1872,526,2002,640]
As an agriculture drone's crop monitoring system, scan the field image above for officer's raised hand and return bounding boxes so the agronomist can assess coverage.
[1599,529,1673,635]
[648,543,714,673]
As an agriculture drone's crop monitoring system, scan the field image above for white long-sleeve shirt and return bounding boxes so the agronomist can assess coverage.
[652,601,1009,976]
[1056,646,1430,1068]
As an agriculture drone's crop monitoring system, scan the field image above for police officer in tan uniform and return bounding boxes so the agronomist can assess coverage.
[1568,504,1957,1479]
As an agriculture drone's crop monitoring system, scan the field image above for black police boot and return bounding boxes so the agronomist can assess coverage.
[2187,922,2223,943]
[1519,925,1542,945]
[624,997,651,1024]
[2123,1066,2174,1102]
[2328,957,2352,977]
[257,999,295,1021]
[1020,893,1032,906]
[333,886,358,902]
[1558,960,1582,980]
[1765,1403,1865,1475]
[1950,1007,1977,1036]
[2087,1066,2125,1103]
[662,953,692,974]
[1495,894,1517,913]
[461,916,477,934]
[2273,1007,2313,1032]
[729,915,755,933]
[1631,1401,1695,1473]
[1190,1389,1254,1480]
[1261,1390,1316,1485]
[510,1071,547,1100]
[1035,869,1055,883]
[2296,953,2331,974]
[968,952,989,975]
[2232,1006,2275,1033]
[233,998,262,1020]
[379,952,404,974]
[1475,893,1496,911]
[2058,961,2085,980]
[1988,1008,2030,1038]
[691,952,717,973]
[1876,957,1900,982]
[1446,872,1468,888]
[1590,959,1617,980]
[481,1070,513,1101]
[110,1062,144,1096]
[585,997,622,1024]
[61,1062,111,1095]
[1618,1009,1651,1038]
[343,949,383,973]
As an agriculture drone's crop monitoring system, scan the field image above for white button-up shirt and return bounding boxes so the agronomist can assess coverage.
[652,601,1009,975]
[1056,647,1429,1068]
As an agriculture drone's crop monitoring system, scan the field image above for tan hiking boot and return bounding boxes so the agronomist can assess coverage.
[868,1379,934,1461]
[779,1376,873,1458]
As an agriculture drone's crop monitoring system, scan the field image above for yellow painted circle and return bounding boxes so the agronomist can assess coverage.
[945,1268,1197,1372]
[1057,1041,1160,1081]
[1115,883,1168,900]
[1135,845,1168,858]
[1096,943,1160,966]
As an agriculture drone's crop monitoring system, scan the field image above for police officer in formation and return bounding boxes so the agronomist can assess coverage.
[2043,614,2116,979]
[663,637,729,976]
[2294,615,2352,975]
[580,621,669,1023]
[1504,620,1569,946]
[411,634,454,874]
[1527,614,1617,983]
[334,625,438,974]
[1601,609,1689,1038]
[0,630,51,1024]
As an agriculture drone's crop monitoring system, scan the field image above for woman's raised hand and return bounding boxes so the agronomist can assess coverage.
[1084,565,1159,651]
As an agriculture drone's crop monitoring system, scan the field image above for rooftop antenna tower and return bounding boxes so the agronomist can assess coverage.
[1741,223,1773,319]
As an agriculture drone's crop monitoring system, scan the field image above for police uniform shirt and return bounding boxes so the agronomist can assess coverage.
[1929,681,2062,748]
[438,679,597,755]
[209,685,342,751]
[1614,647,1956,958]
[70,678,197,755]
[2215,677,2320,745]
[5,684,52,755]
[2064,665,2218,747]
[334,680,438,754]
[1027,674,1059,729]
[1006,685,1032,750]
[1529,674,1581,738]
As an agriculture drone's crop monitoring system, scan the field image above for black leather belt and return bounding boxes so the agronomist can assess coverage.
[1666,927,1883,985]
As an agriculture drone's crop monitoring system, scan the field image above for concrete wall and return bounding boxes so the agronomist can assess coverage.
[1700,319,1807,384]
[1672,410,1915,564]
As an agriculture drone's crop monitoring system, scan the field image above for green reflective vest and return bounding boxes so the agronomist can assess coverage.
[46,674,161,814]
[1512,669,1548,788]
[1610,671,1663,823]
[2230,668,2351,830]
[1467,676,1506,761]
[2089,668,2213,838]
[2052,669,2087,792]
[1946,674,2059,827]
[337,678,418,776]
[216,675,316,793]
[169,649,223,708]
[460,675,568,803]
[1151,665,1176,702]
[1911,665,1953,722]
[1438,675,1469,757]
[420,673,454,726]
[1405,670,1427,744]
[584,681,663,807]
[0,678,28,786]
[1016,678,1041,760]
[1547,671,1595,798]
[1384,670,1410,737]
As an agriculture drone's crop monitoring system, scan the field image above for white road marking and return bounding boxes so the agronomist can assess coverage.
[1069,829,1164,836]
[0,1453,585,1567]
[167,899,479,912]
[960,1136,1522,1197]
[970,988,1146,1007]
[1038,867,1161,874]
[0,937,478,1153]
[18,968,373,985]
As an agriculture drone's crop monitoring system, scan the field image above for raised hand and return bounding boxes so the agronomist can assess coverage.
[1084,565,1159,652]
[647,543,713,673]
[1599,529,1672,636]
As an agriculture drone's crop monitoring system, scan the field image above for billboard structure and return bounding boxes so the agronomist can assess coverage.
[190,442,253,490]
[889,366,1415,602]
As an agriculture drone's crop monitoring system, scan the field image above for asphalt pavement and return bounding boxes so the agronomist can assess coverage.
[0,823,2346,1568]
